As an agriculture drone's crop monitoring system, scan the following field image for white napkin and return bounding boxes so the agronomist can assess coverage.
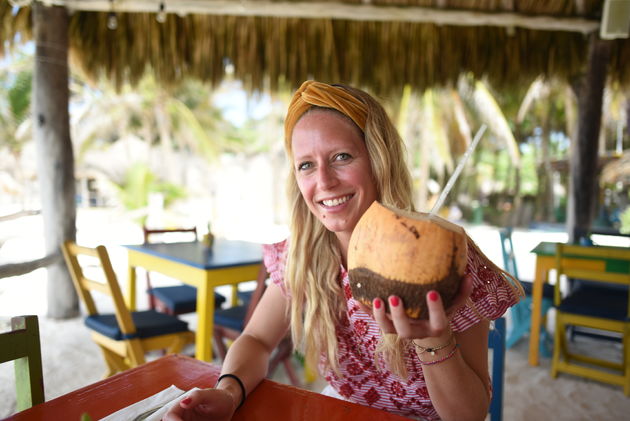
[99,385,201,421]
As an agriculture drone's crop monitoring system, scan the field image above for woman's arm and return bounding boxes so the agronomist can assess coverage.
[420,319,490,421]
[218,283,292,406]
[163,283,291,421]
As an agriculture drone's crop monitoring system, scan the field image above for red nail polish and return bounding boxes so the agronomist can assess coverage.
[428,291,439,302]
[181,397,192,405]
[390,296,400,307]
[374,299,382,309]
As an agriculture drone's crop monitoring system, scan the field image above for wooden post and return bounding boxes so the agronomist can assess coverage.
[32,2,78,318]
[567,34,611,243]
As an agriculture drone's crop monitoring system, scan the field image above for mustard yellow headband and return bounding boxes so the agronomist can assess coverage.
[284,81,368,148]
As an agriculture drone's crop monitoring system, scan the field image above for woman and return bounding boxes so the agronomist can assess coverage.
[164,81,521,421]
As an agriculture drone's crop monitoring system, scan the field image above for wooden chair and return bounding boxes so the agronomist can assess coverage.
[61,241,195,377]
[142,226,226,315]
[213,264,301,387]
[499,227,554,355]
[0,315,45,412]
[488,317,506,421]
[550,244,630,395]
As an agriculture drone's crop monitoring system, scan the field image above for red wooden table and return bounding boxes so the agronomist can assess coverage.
[4,354,410,420]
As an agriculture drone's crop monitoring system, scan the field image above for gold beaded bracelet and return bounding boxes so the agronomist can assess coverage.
[411,332,454,356]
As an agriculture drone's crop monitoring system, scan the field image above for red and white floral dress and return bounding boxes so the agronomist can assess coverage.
[262,238,519,420]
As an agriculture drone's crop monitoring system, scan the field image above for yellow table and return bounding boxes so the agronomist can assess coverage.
[125,239,262,361]
[528,242,630,366]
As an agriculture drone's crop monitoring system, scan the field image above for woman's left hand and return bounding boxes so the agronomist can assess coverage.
[359,274,474,340]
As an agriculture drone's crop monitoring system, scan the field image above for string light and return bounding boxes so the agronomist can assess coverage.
[156,2,167,23]
[107,0,117,30]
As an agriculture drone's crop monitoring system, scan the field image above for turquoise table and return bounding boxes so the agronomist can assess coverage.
[125,239,263,361]
[528,241,630,366]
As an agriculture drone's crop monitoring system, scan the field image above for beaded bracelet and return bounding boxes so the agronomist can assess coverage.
[412,332,454,356]
[417,344,460,366]
[216,373,246,409]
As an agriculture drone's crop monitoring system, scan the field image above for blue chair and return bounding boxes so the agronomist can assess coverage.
[499,228,553,357]
[62,241,195,377]
[0,315,44,412]
[142,226,226,315]
[488,317,506,421]
[213,265,301,387]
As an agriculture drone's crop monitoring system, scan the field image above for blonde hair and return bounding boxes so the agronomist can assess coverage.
[283,82,523,378]
[284,83,413,375]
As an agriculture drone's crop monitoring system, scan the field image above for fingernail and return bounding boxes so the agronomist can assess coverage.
[389,296,399,307]
[428,291,439,302]
[374,298,381,309]
[181,397,192,405]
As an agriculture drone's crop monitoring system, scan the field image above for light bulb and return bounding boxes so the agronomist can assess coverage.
[107,12,118,30]
[156,2,166,23]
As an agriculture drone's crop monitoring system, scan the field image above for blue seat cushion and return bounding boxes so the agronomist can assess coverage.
[214,305,247,332]
[85,310,189,340]
[148,285,226,313]
[558,284,629,321]
[237,289,254,304]
[520,280,555,299]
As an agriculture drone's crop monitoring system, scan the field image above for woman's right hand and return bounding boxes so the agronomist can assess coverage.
[162,388,237,421]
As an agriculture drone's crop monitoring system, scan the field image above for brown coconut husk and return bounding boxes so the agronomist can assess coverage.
[348,201,468,319]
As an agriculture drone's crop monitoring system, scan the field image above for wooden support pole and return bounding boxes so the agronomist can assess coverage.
[32,2,78,318]
[568,34,612,243]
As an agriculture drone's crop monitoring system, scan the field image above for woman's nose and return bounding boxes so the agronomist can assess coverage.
[316,165,338,189]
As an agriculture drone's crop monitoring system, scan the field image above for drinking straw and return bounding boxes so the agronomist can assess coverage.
[429,124,487,216]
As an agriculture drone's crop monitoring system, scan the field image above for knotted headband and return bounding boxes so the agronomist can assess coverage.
[284,81,368,149]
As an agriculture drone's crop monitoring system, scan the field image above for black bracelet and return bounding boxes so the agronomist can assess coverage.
[216,373,246,409]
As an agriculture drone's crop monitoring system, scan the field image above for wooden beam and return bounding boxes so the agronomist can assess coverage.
[0,252,61,279]
[47,0,600,33]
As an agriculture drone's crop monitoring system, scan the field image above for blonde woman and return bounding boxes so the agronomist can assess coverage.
[164,81,521,421]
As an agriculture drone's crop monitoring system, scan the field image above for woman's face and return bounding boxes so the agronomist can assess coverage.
[291,110,378,242]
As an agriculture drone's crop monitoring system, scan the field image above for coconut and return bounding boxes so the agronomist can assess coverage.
[348,201,468,319]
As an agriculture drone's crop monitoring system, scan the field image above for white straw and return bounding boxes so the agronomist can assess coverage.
[429,124,487,216]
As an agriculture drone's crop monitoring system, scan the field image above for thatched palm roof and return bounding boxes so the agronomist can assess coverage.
[1,1,629,96]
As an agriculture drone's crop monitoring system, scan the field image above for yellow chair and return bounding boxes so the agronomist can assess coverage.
[0,315,45,411]
[550,244,630,395]
[62,241,195,377]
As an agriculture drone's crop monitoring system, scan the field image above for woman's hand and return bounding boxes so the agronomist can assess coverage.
[360,274,474,340]
[162,388,237,421]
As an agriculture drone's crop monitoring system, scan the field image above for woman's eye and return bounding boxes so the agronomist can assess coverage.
[297,161,312,171]
[335,153,351,161]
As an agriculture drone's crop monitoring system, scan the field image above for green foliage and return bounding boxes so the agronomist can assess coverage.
[8,70,31,123]
[620,207,630,235]
[115,162,187,214]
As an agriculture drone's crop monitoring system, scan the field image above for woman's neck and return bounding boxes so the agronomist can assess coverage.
[335,232,351,268]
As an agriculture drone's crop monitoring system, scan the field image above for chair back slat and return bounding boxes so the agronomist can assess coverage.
[62,241,138,337]
[0,315,45,411]
[560,244,630,261]
[555,244,630,306]
[488,317,506,421]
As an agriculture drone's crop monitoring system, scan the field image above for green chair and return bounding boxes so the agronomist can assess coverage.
[0,315,45,411]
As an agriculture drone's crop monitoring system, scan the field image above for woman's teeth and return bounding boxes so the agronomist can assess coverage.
[322,195,351,207]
